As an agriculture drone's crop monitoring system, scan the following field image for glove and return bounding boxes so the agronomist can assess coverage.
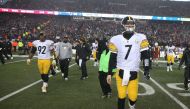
[27,59,31,65]
[144,70,150,80]
[52,59,56,65]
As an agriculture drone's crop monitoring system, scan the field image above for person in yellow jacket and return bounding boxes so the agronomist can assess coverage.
[18,40,24,55]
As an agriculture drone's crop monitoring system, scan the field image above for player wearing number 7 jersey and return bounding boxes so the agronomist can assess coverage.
[27,32,55,93]
[106,16,150,109]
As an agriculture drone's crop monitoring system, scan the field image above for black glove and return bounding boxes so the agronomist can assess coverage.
[144,70,150,80]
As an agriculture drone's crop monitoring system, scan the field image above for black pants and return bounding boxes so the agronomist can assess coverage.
[81,59,88,78]
[98,72,111,95]
[0,51,5,64]
[59,58,70,78]
[7,48,12,57]
[184,68,190,88]
[2,50,9,60]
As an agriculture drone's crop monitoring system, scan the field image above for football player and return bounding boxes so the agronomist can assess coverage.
[178,46,184,63]
[107,16,150,109]
[165,42,175,72]
[27,32,55,93]
[92,38,99,66]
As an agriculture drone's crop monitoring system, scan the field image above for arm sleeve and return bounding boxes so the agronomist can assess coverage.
[108,41,118,75]
[179,51,185,67]
[108,52,117,75]
[31,46,37,54]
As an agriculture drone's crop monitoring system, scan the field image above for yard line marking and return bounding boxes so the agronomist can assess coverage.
[0,63,76,102]
[140,69,189,109]
[5,60,27,64]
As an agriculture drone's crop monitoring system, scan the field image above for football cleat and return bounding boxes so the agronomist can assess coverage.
[41,86,47,93]
[144,71,150,80]
[128,103,135,109]
[80,77,85,80]
[188,83,190,89]
[64,78,68,81]
[107,92,112,98]
[101,95,107,99]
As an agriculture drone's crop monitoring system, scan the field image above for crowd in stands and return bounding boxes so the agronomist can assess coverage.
[0,13,190,52]
[1,0,190,17]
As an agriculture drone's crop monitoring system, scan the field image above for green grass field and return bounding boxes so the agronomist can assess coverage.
[0,57,190,109]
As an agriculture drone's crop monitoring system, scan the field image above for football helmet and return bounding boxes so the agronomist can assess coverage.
[121,16,135,32]
[155,42,158,46]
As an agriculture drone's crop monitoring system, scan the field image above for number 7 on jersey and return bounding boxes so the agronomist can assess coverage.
[125,45,132,60]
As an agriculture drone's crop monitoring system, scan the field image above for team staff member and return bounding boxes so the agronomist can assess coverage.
[98,40,115,98]
[107,16,150,109]
[178,44,190,90]
[27,32,55,93]
[76,37,91,80]
[56,35,72,80]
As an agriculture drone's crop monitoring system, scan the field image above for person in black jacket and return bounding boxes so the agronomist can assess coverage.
[0,38,5,64]
[178,44,190,90]
[5,39,13,59]
[2,39,10,60]
[76,37,91,80]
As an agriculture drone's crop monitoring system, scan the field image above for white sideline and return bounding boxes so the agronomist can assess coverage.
[140,69,189,109]
[4,59,29,64]
[0,63,76,102]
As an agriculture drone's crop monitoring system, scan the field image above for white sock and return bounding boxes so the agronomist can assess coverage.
[170,65,173,71]
[43,82,48,87]
[167,66,169,71]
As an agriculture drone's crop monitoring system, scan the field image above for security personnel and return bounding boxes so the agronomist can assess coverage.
[178,44,190,90]
[18,40,24,55]
[98,41,115,98]
[56,35,72,80]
